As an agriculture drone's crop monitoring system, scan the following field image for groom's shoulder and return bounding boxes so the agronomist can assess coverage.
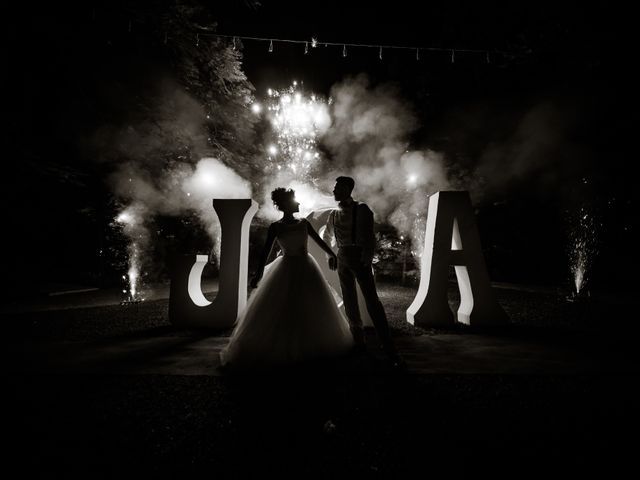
[355,202,373,214]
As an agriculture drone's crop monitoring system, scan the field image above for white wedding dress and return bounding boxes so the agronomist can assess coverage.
[220,220,354,370]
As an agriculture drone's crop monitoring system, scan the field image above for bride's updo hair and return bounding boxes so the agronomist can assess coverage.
[271,187,295,211]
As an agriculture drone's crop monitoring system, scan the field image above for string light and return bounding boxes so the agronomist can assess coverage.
[200,33,496,58]
[163,31,500,63]
[84,12,501,62]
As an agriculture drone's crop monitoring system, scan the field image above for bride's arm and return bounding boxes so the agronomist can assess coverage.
[251,223,278,287]
[305,220,337,267]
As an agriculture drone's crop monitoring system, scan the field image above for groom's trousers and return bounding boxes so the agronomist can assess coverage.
[337,247,395,354]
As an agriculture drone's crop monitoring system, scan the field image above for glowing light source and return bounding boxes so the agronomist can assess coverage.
[114,206,145,302]
[116,211,133,225]
[260,82,330,181]
[251,103,262,114]
[568,207,598,295]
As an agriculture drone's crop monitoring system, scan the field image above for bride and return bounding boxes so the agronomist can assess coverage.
[219,187,354,370]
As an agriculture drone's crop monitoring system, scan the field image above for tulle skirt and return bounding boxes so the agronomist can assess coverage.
[220,254,354,370]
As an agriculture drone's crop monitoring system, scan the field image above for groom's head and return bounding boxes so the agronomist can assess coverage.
[333,176,355,202]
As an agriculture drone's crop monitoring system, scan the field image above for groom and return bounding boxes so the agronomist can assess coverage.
[326,176,402,367]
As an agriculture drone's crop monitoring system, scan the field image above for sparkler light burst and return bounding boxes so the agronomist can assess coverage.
[259,82,330,180]
[115,204,147,302]
[568,206,599,295]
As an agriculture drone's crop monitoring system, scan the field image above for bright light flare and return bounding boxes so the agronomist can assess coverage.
[114,206,145,302]
[568,207,599,296]
[116,211,134,225]
[261,82,330,180]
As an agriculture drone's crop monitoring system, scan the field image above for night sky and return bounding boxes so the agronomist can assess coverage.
[3,1,635,298]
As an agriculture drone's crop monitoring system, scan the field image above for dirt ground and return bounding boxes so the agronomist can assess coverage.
[3,283,638,477]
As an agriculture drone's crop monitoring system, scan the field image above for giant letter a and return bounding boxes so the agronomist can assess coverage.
[407,191,509,328]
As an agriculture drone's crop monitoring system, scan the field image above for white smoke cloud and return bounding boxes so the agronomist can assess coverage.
[181,157,253,236]
[100,72,585,292]
[319,74,454,256]
[475,102,571,192]
[111,156,251,246]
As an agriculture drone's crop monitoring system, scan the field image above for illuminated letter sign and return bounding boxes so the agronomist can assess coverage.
[407,191,509,327]
[169,199,258,328]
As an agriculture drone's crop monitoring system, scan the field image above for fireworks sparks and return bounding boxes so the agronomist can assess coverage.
[257,82,330,181]
[568,206,598,296]
[115,204,147,302]
[410,214,427,260]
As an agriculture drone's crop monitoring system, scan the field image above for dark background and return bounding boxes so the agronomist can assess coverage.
[3,1,634,298]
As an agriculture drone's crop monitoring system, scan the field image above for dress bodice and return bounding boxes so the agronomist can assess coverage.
[276,220,308,256]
